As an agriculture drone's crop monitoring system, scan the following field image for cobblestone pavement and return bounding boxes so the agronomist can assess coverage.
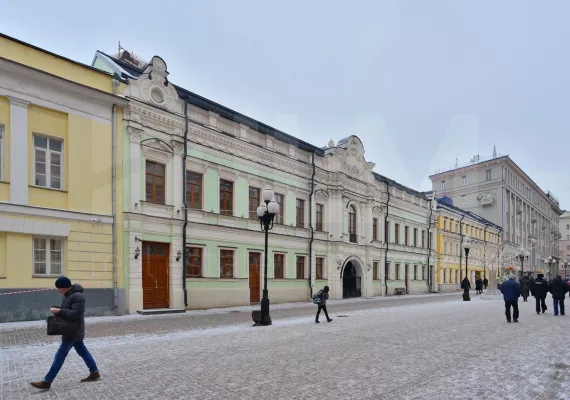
[2,292,570,400]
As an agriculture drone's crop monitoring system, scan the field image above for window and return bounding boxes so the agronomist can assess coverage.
[296,256,305,279]
[0,125,3,180]
[414,265,418,280]
[443,269,447,283]
[316,257,324,279]
[422,230,425,248]
[220,250,234,278]
[395,224,400,244]
[274,193,284,224]
[395,263,400,280]
[145,160,166,204]
[444,241,448,255]
[429,232,433,248]
[316,204,324,231]
[373,262,379,280]
[413,228,418,247]
[249,187,260,220]
[405,226,409,246]
[385,221,390,242]
[462,176,466,185]
[185,247,202,277]
[423,266,427,280]
[486,169,492,181]
[219,180,233,216]
[385,263,390,280]
[274,254,284,279]
[33,238,63,275]
[296,199,305,227]
[441,181,446,190]
[567,224,569,230]
[348,206,357,243]
[34,135,63,189]
[373,218,378,241]
[185,172,202,210]
[444,219,448,231]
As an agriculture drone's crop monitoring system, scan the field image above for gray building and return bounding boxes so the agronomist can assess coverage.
[559,211,570,278]
[430,153,563,275]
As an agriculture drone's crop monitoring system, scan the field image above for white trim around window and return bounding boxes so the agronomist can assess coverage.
[33,237,64,276]
[33,134,63,190]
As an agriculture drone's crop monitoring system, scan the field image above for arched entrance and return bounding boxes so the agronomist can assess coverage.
[341,258,364,298]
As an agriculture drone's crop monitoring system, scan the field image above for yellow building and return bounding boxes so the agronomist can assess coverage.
[434,198,502,292]
[0,34,127,321]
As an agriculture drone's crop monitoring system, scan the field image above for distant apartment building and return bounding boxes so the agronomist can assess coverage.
[430,153,563,275]
[560,211,570,278]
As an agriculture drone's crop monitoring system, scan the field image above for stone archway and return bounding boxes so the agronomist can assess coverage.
[340,257,365,298]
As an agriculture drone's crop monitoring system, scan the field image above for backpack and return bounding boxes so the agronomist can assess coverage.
[312,290,322,304]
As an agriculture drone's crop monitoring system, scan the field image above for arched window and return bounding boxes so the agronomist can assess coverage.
[348,205,357,243]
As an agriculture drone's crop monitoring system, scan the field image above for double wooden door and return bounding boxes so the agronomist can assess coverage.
[142,242,170,309]
[249,252,261,303]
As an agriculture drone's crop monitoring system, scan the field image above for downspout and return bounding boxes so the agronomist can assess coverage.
[182,97,189,306]
[111,78,119,312]
[308,151,315,298]
[384,183,391,296]
[459,215,465,281]
[427,199,434,292]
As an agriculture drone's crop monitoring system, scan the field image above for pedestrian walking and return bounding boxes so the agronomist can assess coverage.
[460,277,471,292]
[315,285,333,323]
[530,273,549,315]
[31,277,100,390]
[475,277,483,295]
[501,274,521,323]
[520,276,530,302]
[549,275,569,316]
[483,277,488,290]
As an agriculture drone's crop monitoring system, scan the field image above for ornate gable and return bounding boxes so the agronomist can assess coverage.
[323,136,375,183]
[123,56,184,115]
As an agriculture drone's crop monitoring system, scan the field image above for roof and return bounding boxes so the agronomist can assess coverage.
[97,52,324,156]
[436,199,502,231]
[373,172,429,200]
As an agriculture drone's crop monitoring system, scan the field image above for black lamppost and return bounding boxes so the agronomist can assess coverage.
[563,259,568,280]
[256,189,279,326]
[518,249,529,278]
[462,239,471,301]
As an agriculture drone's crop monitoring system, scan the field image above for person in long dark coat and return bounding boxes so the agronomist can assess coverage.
[475,278,483,295]
[520,276,531,302]
[483,277,489,289]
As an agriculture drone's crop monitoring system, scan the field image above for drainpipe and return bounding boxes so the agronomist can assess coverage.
[182,97,189,306]
[383,183,391,296]
[111,78,119,312]
[427,199,435,292]
[308,151,315,298]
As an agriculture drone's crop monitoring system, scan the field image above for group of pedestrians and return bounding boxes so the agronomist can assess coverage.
[501,273,570,323]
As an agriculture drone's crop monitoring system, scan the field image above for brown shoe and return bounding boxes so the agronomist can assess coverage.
[80,372,100,382]
[30,381,51,390]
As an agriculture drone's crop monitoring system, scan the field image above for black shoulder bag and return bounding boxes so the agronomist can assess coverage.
[46,315,79,336]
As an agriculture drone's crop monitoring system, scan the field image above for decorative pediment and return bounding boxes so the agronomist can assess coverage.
[141,138,174,162]
[314,189,330,199]
[324,136,375,183]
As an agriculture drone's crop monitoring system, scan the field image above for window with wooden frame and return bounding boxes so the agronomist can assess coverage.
[414,265,418,280]
[385,221,390,242]
[296,256,305,279]
[296,199,305,227]
[219,180,233,216]
[185,247,202,277]
[316,204,324,231]
[373,218,378,241]
[423,265,427,280]
[413,228,418,247]
[348,205,357,243]
[145,160,166,204]
[274,193,284,224]
[316,257,324,279]
[219,249,234,278]
[395,224,400,244]
[443,269,447,283]
[34,135,63,189]
[373,262,379,280]
[385,262,390,281]
[429,232,433,248]
[395,263,400,280]
[249,187,261,220]
[274,254,284,279]
[33,238,63,275]
[422,230,425,248]
[185,171,202,210]
[405,226,409,246]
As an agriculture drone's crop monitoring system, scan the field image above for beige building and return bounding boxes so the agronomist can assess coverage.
[559,211,570,278]
[430,153,563,277]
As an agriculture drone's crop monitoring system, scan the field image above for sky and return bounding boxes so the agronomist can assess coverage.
[2,1,569,209]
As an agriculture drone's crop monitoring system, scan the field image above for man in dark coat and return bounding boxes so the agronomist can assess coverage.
[31,277,100,390]
[501,274,521,322]
[315,285,333,323]
[520,276,531,302]
[483,277,489,290]
[475,277,483,295]
[531,273,549,315]
[549,275,569,316]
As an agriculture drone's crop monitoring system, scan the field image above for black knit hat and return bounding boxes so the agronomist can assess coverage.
[55,276,72,289]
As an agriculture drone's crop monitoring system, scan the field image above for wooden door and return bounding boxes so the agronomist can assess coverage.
[142,242,170,309]
[249,252,261,303]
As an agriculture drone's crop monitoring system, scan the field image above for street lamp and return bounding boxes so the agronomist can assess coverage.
[256,188,279,326]
[462,238,471,301]
[544,256,557,281]
[518,249,530,278]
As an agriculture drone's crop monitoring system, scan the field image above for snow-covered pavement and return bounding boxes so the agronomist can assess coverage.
[2,293,570,400]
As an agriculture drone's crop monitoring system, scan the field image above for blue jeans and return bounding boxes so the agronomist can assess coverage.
[553,298,565,316]
[44,340,98,383]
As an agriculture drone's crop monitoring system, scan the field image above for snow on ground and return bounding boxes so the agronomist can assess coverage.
[2,294,570,400]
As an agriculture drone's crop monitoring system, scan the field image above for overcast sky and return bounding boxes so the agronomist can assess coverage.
[2,1,569,209]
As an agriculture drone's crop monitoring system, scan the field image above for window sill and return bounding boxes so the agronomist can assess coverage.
[29,185,67,193]
[32,274,63,279]
[0,180,9,184]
